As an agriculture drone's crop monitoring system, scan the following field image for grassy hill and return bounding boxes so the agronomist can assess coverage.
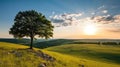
[0,42,120,67]
[0,42,88,67]
[45,44,120,66]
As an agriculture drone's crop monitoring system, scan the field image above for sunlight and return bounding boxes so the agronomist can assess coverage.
[83,24,97,35]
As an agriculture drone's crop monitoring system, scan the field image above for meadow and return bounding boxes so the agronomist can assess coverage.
[0,42,84,67]
[45,44,120,64]
[0,39,120,67]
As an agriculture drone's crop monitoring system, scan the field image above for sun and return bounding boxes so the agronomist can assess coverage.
[83,24,97,35]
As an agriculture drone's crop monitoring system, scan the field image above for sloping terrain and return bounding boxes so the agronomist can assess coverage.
[45,44,120,67]
[0,42,120,67]
[0,42,86,67]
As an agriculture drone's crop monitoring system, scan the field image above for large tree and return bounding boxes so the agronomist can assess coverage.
[9,10,54,49]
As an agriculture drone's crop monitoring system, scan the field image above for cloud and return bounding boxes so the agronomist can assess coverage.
[50,13,83,26]
[91,14,120,33]
[91,12,95,15]
[50,7,120,34]
[65,13,82,17]
[50,5,120,34]
[114,15,120,23]
[91,14,120,24]
[94,5,108,15]
[108,29,120,33]
[102,10,108,14]
[98,5,105,10]
[51,12,120,27]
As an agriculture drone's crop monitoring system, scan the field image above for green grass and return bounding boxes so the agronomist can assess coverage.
[0,42,88,67]
[45,44,120,66]
[0,42,120,67]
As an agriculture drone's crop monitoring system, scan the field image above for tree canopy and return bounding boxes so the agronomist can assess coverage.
[9,10,54,49]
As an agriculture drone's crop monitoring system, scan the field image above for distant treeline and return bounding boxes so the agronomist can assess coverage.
[70,41,120,45]
[0,38,120,49]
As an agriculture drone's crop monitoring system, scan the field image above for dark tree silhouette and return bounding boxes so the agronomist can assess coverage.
[9,10,54,49]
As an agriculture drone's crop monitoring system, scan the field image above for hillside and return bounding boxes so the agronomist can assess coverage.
[0,42,120,67]
[0,42,88,67]
[45,44,120,67]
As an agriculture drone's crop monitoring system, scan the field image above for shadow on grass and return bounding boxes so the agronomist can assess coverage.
[50,49,120,64]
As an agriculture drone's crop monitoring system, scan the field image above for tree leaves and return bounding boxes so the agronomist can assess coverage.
[9,10,54,41]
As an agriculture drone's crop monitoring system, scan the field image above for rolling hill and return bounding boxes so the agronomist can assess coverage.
[45,44,120,66]
[0,42,84,67]
[0,42,120,67]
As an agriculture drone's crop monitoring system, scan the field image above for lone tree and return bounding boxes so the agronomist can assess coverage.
[9,10,54,49]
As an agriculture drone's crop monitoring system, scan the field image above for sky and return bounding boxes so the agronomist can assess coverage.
[0,0,120,39]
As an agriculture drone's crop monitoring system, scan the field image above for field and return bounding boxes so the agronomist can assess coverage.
[0,39,120,67]
[45,44,120,64]
[0,42,85,67]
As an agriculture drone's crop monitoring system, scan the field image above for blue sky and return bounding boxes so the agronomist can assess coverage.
[0,0,120,38]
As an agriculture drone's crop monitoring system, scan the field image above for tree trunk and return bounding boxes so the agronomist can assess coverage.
[30,35,33,49]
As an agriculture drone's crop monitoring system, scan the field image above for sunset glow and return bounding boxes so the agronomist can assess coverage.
[84,24,97,35]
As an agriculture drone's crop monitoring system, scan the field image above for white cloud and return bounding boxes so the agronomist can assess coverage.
[98,5,105,10]
[66,13,82,17]
[102,10,108,14]
[50,13,83,26]
[91,12,95,15]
